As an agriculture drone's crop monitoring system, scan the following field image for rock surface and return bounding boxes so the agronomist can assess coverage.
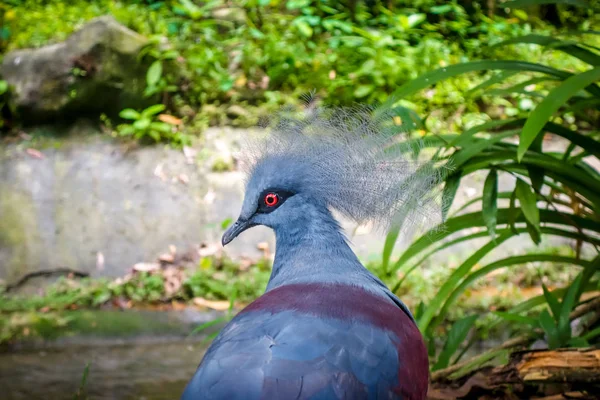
[0,16,150,121]
[0,124,576,283]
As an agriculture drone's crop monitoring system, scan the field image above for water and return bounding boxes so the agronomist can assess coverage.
[0,338,208,400]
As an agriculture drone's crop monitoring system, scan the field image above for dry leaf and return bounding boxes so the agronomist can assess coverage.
[96,251,105,271]
[158,253,175,264]
[158,114,182,125]
[132,262,160,272]
[25,148,44,159]
[178,174,190,184]
[154,163,167,181]
[193,297,231,311]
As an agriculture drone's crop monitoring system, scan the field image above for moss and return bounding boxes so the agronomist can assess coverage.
[0,187,42,281]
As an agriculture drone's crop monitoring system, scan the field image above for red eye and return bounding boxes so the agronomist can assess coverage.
[264,193,279,207]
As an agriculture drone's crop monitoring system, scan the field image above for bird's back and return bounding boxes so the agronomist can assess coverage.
[182,283,429,400]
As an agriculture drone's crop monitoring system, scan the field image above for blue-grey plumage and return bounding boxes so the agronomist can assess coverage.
[182,107,439,400]
[182,310,401,400]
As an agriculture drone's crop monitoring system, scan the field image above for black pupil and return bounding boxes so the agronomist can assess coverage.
[266,194,277,205]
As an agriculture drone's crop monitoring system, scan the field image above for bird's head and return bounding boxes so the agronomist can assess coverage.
[222,106,444,247]
[222,154,315,245]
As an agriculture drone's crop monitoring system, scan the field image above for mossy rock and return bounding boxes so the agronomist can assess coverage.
[0,16,154,122]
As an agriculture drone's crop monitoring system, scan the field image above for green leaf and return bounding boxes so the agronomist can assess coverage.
[567,337,589,347]
[433,315,478,371]
[482,169,498,238]
[293,19,313,37]
[148,130,161,142]
[142,104,166,117]
[515,179,540,233]
[558,274,583,336]
[496,34,600,66]
[146,60,163,88]
[582,326,600,341]
[494,311,539,327]
[382,220,402,275]
[419,233,515,333]
[393,61,575,99]
[133,118,151,130]
[150,121,172,133]
[353,85,374,98]
[119,108,140,120]
[518,67,600,161]
[442,173,461,220]
[221,218,233,230]
[527,166,545,193]
[501,0,589,8]
[542,284,562,321]
[0,80,7,95]
[466,71,520,95]
[117,125,135,136]
[539,309,560,349]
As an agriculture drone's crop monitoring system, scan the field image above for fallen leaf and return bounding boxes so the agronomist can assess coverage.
[198,242,219,258]
[257,242,270,258]
[96,252,105,271]
[158,253,175,264]
[178,174,189,184]
[193,297,231,311]
[154,164,166,181]
[158,114,182,125]
[25,148,44,159]
[132,262,160,272]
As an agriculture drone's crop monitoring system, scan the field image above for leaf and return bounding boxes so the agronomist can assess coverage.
[542,284,561,321]
[496,34,600,66]
[558,274,583,337]
[525,220,542,245]
[567,337,589,347]
[0,80,7,95]
[501,0,589,8]
[419,233,515,333]
[441,173,461,221]
[142,104,166,117]
[220,218,233,230]
[293,19,313,37]
[392,61,574,99]
[178,0,203,19]
[158,114,182,125]
[146,60,163,88]
[466,71,520,95]
[133,118,151,130]
[518,67,600,161]
[482,169,498,238]
[494,311,539,327]
[150,122,172,133]
[353,85,374,98]
[527,166,545,193]
[539,309,560,349]
[433,315,478,370]
[119,108,140,120]
[382,227,401,275]
[515,179,540,233]
[118,125,135,136]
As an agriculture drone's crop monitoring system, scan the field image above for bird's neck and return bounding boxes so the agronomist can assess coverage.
[266,206,371,291]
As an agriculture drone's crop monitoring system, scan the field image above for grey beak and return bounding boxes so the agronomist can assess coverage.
[222,218,253,246]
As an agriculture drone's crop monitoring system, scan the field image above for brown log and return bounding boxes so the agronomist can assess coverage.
[491,348,600,385]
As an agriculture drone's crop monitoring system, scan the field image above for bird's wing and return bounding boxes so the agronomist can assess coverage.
[182,310,401,400]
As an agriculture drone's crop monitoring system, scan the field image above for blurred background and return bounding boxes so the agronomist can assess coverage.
[0,1,599,399]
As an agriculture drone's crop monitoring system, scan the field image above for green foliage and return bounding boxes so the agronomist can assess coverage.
[3,0,598,131]
[385,17,600,368]
[117,104,190,146]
